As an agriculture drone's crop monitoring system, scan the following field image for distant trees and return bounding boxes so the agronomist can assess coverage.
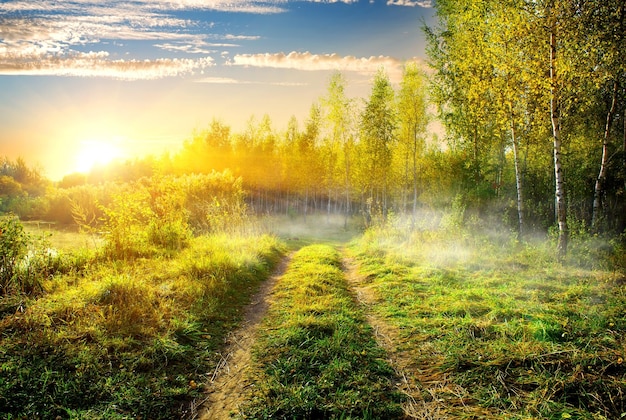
[397,62,429,225]
[0,157,49,218]
[3,14,625,251]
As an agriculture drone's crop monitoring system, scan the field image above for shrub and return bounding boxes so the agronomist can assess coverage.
[0,216,66,296]
[0,216,30,295]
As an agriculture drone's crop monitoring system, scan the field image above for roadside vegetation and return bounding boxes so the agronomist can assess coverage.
[0,179,285,418]
[240,244,404,419]
[350,217,626,419]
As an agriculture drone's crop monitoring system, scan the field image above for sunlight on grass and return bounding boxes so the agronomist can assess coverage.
[350,227,626,419]
[0,233,285,419]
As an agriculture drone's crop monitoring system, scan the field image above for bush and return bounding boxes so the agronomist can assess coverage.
[0,216,65,296]
[0,216,30,295]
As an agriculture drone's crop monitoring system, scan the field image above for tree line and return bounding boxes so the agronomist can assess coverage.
[1,0,624,257]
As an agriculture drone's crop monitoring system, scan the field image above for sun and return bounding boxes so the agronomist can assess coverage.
[74,139,124,173]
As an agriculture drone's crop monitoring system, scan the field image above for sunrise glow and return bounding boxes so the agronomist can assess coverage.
[74,139,124,174]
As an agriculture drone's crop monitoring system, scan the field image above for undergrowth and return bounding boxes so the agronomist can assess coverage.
[0,233,285,419]
[351,225,626,419]
[240,244,404,419]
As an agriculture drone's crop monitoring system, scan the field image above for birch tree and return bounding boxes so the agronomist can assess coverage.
[321,72,355,226]
[397,62,429,226]
[360,69,397,222]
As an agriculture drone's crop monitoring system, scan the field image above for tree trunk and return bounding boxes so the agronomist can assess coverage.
[592,80,619,231]
[510,107,525,239]
[304,188,308,224]
[327,187,332,223]
[550,27,568,259]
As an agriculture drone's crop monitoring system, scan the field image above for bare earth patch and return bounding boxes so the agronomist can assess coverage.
[342,252,473,419]
[193,255,291,420]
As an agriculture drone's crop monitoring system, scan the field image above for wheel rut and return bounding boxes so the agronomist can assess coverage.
[341,251,456,419]
[194,254,291,420]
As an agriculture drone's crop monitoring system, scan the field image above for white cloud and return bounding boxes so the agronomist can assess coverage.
[196,76,307,86]
[155,41,218,54]
[0,51,215,80]
[224,34,262,41]
[196,76,242,84]
[0,0,242,78]
[228,51,419,82]
[386,0,433,7]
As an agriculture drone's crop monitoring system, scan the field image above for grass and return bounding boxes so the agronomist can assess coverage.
[22,221,103,251]
[350,225,626,419]
[239,244,404,419]
[0,232,285,419]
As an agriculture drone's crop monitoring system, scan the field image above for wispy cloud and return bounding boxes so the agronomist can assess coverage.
[386,0,433,7]
[196,76,308,86]
[0,51,215,80]
[228,51,419,81]
[0,0,269,79]
[229,51,400,71]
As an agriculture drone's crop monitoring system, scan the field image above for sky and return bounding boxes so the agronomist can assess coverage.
[0,0,436,180]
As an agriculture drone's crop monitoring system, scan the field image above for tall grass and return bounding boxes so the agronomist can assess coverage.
[350,223,626,418]
[0,233,285,419]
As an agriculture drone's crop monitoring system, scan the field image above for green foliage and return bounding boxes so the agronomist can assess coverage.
[184,171,249,234]
[101,185,155,259]
[241,245,404,419]
[0,157,50,219]
[0,216,31,295]
[0,216,68,296]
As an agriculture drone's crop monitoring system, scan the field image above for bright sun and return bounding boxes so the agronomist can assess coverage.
[74,139,124,173]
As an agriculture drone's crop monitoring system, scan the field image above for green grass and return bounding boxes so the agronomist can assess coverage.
[239,244,404,419]
[0,233,285,419]
[350,226,626,419]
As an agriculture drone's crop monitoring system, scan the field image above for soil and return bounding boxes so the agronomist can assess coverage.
[193,255,291,420]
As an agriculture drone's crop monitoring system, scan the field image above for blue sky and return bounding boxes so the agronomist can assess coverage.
[0,0,435,179]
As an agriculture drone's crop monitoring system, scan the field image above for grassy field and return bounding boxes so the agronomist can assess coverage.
[349,225,626,419]
[22,221,103,252]
[2,215,625,419]
[0,231,285,419]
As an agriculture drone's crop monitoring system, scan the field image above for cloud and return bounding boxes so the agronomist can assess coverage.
[223,34,262,41]
[305,0,359,3]
[228,51,419,81]
[196,76,242,84]
[155,41,220,54]
[196,76,308,86]
[386,0,433,7]
[0,0,270,78]
[0,51,215,80]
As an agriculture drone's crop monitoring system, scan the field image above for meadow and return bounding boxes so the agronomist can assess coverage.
[348,220,626,419]
[0,218,284,419]
[1,212,625,419]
